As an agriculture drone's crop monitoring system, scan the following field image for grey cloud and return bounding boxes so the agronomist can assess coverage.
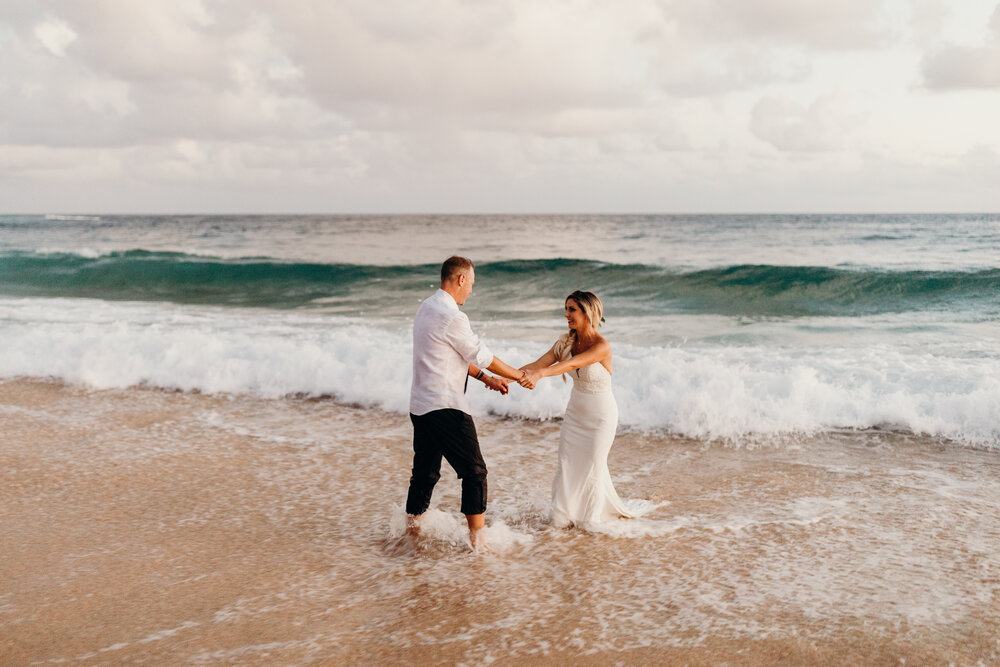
[907,0,952,48]
[749,96,859,152]
[0,2,347,148]
[922,3,1000,90]
[3,0,892,154]
[4,0,678,152]
[2,0,996,215]
[265,0,826,132]
[267,1,654,123]
[655,43,811,97]
[922,45,1000,89]
[52,0,232,86]
[0,17,137,148]
[645,0,889,97]
[662,0,893,50]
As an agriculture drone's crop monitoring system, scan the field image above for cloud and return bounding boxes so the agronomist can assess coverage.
[1,0,889,151]
[749,95,861,152]
[33,17,77,56]
[907,0,952,48]
[654,42,810,97]
[0,1,998,213]
[268,2,663,124]
[663,0,894,49]
[644,0,899,97]
[922,3,1000,89]
[55,0,228,85]
[922,45,1000,90]
[0,4,344,148]
[923,45,1000,91]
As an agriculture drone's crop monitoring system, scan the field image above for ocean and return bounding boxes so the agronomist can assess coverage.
[2,213,999,663]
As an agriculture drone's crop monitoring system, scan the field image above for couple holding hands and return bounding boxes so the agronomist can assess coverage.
[406,256,633,548]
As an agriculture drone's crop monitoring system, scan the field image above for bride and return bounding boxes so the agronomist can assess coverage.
[519,291,634,528]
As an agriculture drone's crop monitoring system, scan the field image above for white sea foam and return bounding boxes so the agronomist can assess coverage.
[386,506,534,553]
[1,297,998,447]
[35,246,104,258]
[43,214,103,221]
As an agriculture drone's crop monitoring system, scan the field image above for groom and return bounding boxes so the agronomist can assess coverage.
[406,256,527,548]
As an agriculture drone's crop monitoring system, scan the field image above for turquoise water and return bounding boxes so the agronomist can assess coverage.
[1,251,998,318]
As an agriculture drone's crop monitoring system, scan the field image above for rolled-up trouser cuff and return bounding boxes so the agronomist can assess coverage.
[460,474,487,515]
[407,409,488,516]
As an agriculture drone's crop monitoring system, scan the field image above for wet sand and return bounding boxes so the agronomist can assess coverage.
[2,378,999,665]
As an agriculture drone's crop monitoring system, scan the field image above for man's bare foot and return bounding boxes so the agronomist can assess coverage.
[465,513,487,552]
[469,528,489,553]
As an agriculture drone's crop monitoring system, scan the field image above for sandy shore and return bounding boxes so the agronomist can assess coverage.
[2,378,999,665]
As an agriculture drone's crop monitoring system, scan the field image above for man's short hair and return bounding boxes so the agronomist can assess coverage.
[441,256,474,283]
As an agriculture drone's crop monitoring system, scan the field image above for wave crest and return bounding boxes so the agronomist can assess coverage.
[1,251,996,317]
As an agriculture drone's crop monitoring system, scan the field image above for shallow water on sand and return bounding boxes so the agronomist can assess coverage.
[2,379,999,664]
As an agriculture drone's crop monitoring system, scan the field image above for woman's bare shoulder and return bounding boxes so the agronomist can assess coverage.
[576,335,611,358]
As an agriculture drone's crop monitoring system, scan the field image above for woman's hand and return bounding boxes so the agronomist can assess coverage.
[518,368,543,389]
[482,375,509,395]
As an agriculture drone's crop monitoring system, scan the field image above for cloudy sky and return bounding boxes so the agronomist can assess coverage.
[2,0,1000,213]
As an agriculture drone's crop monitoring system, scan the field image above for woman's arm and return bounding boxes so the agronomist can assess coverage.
[486,356,528,382]
[521,340,611,386]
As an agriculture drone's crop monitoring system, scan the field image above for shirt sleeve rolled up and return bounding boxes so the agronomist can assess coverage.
[445,311,493,369]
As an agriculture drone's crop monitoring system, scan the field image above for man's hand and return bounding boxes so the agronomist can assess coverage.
[482,375,509,395]
[518,368,542,390]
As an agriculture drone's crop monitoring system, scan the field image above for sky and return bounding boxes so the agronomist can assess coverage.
[2,0,1000,214]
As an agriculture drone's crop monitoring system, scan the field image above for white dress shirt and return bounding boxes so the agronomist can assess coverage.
[410,289,494,416]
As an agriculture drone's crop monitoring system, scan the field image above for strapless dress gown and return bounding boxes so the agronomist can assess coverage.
[550,360,633,527]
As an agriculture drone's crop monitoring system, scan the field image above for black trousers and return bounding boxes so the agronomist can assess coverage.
[406,409,488,516]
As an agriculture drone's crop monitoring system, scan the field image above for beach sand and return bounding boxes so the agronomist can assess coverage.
[2,378,999,665]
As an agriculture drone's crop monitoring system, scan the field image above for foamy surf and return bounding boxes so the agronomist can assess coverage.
[2,296,998,447]
[386,506,534,554]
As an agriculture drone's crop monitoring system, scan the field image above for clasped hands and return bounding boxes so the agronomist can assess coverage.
[480,367,544,395]
[517,367,543,390]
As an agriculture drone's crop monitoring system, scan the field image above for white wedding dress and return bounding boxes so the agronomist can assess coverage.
[550,352,634,528]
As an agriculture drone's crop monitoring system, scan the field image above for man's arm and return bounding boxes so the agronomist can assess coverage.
[445,314,527,388]
[486,356,528,384]
[468,364,509,395]
[446,313,495,369]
